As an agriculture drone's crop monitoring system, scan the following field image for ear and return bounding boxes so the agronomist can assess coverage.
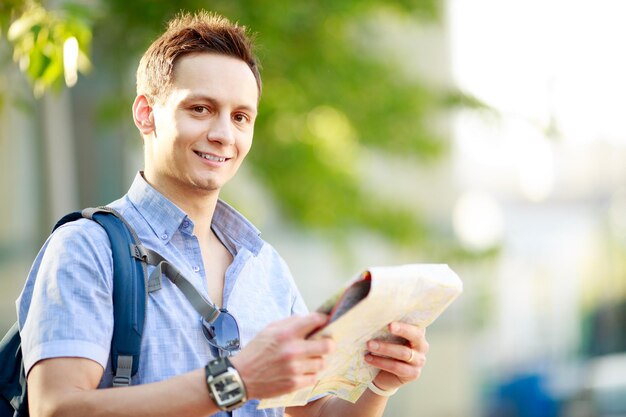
[132,95,155,136]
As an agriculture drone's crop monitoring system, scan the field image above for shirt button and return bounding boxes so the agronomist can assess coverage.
[161,233,168,240]
[182,220,190,228]
[192,266,200,273]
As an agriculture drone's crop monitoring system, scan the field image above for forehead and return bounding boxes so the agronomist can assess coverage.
[168,52,259,106]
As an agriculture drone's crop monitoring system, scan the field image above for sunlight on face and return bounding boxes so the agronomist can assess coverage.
[144,53,258,200]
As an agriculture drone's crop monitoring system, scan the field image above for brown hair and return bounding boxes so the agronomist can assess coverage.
[136,11,261,103]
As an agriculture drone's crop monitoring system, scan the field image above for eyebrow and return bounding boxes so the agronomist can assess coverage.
[181,94,257,116]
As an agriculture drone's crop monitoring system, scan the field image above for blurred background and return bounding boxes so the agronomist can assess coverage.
[2,0,626,416]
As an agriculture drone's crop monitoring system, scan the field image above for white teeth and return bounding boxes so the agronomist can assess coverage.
[197,152,226,162]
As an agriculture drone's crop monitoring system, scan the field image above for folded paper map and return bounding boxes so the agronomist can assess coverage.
[257,263,463,409]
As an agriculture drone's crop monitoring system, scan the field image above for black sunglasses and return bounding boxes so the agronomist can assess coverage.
[201,308,240,356]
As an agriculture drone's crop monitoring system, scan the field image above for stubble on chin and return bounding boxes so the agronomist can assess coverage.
[186,175,222,195]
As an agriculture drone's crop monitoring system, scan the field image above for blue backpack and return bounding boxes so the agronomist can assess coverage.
[0,208,148,417]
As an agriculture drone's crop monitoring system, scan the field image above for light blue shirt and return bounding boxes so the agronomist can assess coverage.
[17,173,308,417]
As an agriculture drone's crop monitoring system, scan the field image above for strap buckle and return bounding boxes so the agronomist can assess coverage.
[112,375,132,387]
[112,355,133,387]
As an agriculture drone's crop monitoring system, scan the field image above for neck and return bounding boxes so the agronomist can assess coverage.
[175,194,218,237]
[141,172,219,237]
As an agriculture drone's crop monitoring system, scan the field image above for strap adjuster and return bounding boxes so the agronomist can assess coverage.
[112,355,133,387]
[131,244,148,261]
[112,375,132,387]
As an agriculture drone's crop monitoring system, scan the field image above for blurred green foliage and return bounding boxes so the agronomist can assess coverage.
[2,1,92,97]
[1,0,470,251]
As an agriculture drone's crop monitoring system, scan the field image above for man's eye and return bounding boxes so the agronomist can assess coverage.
[192,106,207,114]
[233,113,249,123]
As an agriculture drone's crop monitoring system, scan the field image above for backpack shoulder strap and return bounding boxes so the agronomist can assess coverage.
[0,323,29,417]
[0,207,147,416]
[55,207,148,387]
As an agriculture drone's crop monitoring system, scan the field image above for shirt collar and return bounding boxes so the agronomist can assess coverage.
[126,172,263,255]
[213,199,263,256]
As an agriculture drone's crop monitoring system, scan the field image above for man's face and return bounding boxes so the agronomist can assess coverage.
[143,52,258,199]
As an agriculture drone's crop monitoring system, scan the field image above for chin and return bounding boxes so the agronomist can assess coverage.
[190,178,222,192]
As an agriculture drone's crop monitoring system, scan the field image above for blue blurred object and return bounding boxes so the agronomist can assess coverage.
[486,373,558,417]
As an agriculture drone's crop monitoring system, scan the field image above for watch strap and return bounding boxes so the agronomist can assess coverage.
[206,356,231,375]
[205,356,246,412]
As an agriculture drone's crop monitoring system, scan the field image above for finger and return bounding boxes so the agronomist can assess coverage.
[283,337,335,360]
[275,313,329,339]
[305,338,335,357]
[367,340,419,364]
[291,373,320,390]
[365,354,423,381]
[294,356,327,375]
[389,322,428,352]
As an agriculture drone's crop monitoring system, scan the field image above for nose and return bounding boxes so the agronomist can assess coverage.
[207,113,235,146]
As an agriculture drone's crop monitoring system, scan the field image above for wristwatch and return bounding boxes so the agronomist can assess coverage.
[205,356,247,411]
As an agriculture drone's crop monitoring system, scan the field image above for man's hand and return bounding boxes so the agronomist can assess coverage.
[365,322,429,393]
[230,313,335,400]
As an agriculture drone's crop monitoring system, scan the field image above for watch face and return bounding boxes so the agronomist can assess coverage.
[215,374,244,402]
[210,371,246,408]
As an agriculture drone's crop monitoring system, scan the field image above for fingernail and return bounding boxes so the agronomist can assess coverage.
[369,341,379,350]
[365,355,373,362]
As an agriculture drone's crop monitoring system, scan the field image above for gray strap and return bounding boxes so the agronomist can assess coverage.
[81,207,100,219]
[147,267,162,293]
[112,355,133,387]
[144,248,221,324]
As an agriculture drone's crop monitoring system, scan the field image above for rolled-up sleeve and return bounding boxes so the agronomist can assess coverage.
[18,219,114,376]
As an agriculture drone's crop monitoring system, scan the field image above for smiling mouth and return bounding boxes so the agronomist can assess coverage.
[195,151,227,162]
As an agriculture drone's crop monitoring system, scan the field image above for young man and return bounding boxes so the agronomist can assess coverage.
[17,11,429,417]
